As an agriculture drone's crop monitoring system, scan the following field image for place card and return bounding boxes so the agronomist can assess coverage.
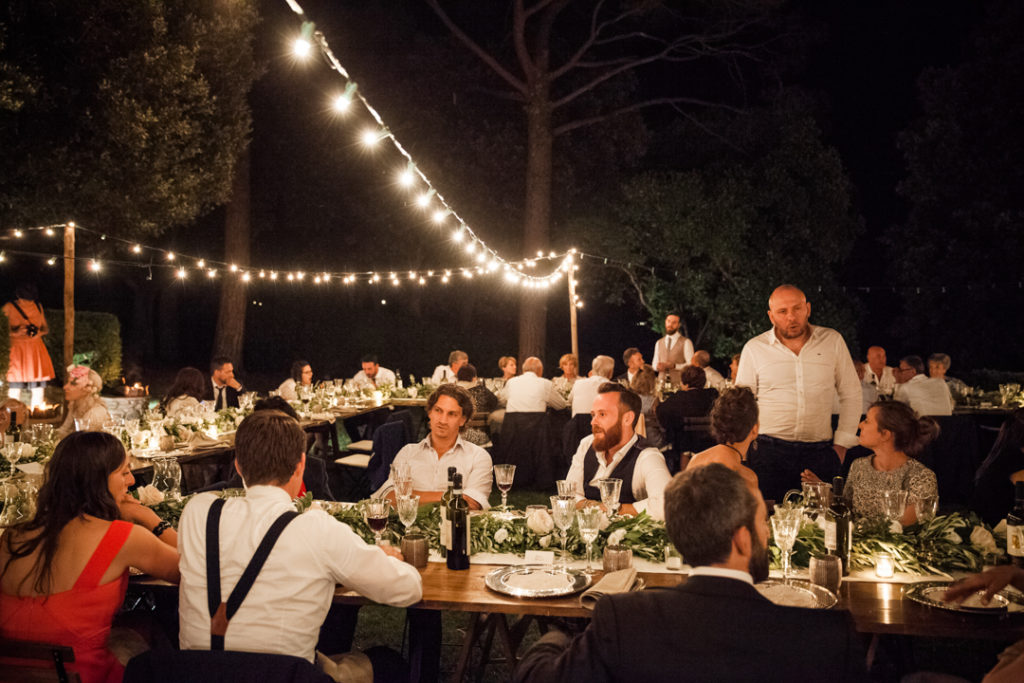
[524,550,555,565]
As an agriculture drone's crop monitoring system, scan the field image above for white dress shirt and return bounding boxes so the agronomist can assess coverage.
[894,374,954,416]
[351,367,397,388]
[651,332,695,370]
[178,486,422,661]
[688,565,754,586]
[565,434,671,520]
[374,435,493,509]
[735,325,861,448]
[501,371,567,412]
[165,395,200,418]
[864,365,896,396]
[430,365,457,384]
[703,366,727,391]
[568,374,609,417]
[275,377,298,401]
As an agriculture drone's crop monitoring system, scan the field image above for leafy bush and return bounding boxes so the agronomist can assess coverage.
[42,310,122,385]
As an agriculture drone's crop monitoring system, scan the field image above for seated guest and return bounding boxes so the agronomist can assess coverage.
[495,355,517,388]
[630,364,665,448]
[351,354,397,388]
[690,350,727,391]
[514,463,865,683]
[552,353,579,394]
[688,386,759,488]
[728,352,741,386]
[455,364,497,446]
[431,350,468,385]
[57,365,111,437]
[854,360,878,416]
[209,356,244,410]
[928,352,968,399]
[570,355,615,417]
[488,356,518,437]
[804,400,939,526]
[177,411,422,676]
[277,360,313,401]
[160,366,207,418]
[376,384,492,509]
[655,364,719,426]
[894,354,954,416]
[943,566,1024,682]
[615,347,643,386]
[565,384,671,519]
[972,408,1024,525]
[500,357,567,413]
[1,432,180,682]
[864,345,897,397]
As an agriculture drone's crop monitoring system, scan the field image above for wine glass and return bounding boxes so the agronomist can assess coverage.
[771,505,803,581]
[913,494,938,524]
[151,456,182,500]
[365,498,390,546]
[3,443,23,480]
[397,494,419,535]
[598,478,622,519]
[493,464,516,513]
[881,490,909,527]
[576,506,603,575]
[391,462,413,499]
[556,479,575,498]
[550,496,575,570]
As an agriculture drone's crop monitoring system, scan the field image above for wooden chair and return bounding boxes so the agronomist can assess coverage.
[0,640,80,683]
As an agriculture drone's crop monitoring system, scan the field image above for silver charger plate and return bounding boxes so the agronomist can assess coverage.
[755,579,837,609]
[906,581,1010,613]
[485,565,592,598]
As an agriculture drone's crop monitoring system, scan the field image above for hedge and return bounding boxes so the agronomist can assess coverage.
[42,310,123,385]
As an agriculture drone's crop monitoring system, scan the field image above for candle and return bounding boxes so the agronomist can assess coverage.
[147,435,160,450]
[372,390,383,406]
[206,425,219,439]
[875,552,895,578]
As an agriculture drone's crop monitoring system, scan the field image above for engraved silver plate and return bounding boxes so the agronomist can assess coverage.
[755,579,838,609]
[906,581,1011,613]
[485,565,592,598]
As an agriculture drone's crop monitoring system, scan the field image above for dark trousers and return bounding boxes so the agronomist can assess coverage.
[748,435,840,505]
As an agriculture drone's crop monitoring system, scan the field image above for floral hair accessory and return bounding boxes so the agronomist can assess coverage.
[67,365,90,381]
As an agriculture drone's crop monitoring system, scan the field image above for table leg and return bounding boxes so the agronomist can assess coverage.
[453,613,487,683]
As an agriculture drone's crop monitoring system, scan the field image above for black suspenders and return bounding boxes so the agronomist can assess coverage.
[205,497,300,651]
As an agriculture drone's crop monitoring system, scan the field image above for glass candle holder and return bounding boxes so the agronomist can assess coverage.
[874,552,895,578]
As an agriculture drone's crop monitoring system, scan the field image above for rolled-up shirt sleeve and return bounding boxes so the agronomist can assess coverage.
[320,512,422,606]
[832,338,862,449]
[631,449,671,520]
[566,437,590,503]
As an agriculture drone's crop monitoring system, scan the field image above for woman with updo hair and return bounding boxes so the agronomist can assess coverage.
[806,400,939,525]
[56,365,111,438]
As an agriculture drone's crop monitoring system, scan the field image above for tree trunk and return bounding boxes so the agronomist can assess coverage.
[212,145,251,368]
[518,91,552,360]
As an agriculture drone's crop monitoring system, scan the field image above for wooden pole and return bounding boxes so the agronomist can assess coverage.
[63,223,75,369]
[568,257,579,359]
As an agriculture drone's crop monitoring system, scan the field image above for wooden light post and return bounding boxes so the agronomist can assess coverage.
[63,222,75,368]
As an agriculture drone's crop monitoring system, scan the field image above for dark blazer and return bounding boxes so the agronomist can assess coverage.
[208,382,242,410]
[656,387,718,424]
[514,575,866,683]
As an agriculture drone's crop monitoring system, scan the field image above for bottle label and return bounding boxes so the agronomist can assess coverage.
[824,520,837,551]
[1008,523,1024,557]
[464,513,471,555]
[441,507,450,550]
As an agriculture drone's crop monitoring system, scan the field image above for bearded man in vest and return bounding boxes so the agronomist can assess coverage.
[653,312,695,388]
[564,384,672,520]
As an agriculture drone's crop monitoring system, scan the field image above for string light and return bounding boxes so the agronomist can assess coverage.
[132,244,142,254]
[13,230,22,238]
[166,252,175,261]
[89,260,101,272]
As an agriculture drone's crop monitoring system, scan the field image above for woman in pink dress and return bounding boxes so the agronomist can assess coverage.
[0,431,179,682]
[4,283,55,408]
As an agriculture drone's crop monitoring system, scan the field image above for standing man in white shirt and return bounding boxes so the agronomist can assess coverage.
[894,355,954,416]
[501,357,567,413]
[735,285,861,503]
[565,384,672,520]
[430,350,468,385]
[652,312,695,388]
[864,345,896,398]
[177,410,422,679]
[351,354,397,388]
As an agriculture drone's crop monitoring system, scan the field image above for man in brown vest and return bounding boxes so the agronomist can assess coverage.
[653,312,694,387]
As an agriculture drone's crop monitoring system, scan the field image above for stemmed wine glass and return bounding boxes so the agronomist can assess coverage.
[881,490,909,528]
[771,505,803,581]
[913,494,938,524]
[550,496,575,570]
[576,506,603,575]
[3,443,24,481]
[365,498,390,546]
[397,494,420,535]
[493,464,516,514]
[598,478,622,519]
[151,456,182,500]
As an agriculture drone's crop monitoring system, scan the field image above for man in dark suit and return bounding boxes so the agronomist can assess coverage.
[515,463,866,683]
[615,347,643,386]
[210,356,244,410]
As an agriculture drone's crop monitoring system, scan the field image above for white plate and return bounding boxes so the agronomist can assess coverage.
[485,565,591,598]
[755,579,837,609]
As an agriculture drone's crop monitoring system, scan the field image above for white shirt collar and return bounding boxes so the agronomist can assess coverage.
[416,434,467,455]
[665,331,681,341]
[243,484,293,502]
[688,565,754,585]
[768,323,820,346]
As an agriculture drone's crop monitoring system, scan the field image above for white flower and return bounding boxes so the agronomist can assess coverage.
[888,520,903,534]
[137,484,165,506]
[598,511,611,531]
[539,534,551,548]
[970,526,997,553]
[177,414,198,426]
[943,528,962,544]
[995,519,1008,536]
[607,528,627,547]
[17,443,35,458]
[494,527,509,544]
[526,509,554,535]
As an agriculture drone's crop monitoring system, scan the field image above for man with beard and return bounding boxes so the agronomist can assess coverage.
[514,464,866,683]
[563,384,671,520]
[735,285,861,503]
[652,312,695,388]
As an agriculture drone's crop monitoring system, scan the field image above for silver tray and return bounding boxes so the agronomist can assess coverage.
[485,565,592,598]
[906,581,1011,614]
[755,579,837,609]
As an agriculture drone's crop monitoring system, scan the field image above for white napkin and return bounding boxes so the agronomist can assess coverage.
[16,462,44,476]
[580,567,639,609]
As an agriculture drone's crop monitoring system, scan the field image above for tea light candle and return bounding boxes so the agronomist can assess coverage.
[147,435,160,450]
[875,552,895,578]
[206,425,219,439]
[372,391,383,406]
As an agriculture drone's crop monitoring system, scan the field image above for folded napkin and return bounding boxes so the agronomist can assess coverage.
[580,567,638,609]
[16,462,44,476]
[187,432,224,450]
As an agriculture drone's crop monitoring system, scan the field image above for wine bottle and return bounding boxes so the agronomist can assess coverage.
[4,409,18,445]
[1007,482,1024,567]
[439,466,457,557]
[825,476,852,576]
[447,473,470,570]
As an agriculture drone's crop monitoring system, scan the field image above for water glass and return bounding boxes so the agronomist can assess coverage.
[881,490,909,525]
[555,479,575,498]
[396,494,419,534]
[151,456,182,500]
[809,554,842,595]
[576,506,603,575]
[913,494,938,524]
[598,478,622,518]
[550,496,575,569]
[391,462,413,498]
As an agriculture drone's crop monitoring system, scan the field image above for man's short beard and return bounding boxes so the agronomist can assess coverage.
[593,422,622,452]
[774,322,809,340]
[748,533,771,583]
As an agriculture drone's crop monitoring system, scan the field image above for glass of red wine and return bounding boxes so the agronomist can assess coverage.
[365,498,390,546]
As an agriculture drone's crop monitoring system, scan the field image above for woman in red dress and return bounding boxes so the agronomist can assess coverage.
[4,283,55,408]
[0,431,179,682]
